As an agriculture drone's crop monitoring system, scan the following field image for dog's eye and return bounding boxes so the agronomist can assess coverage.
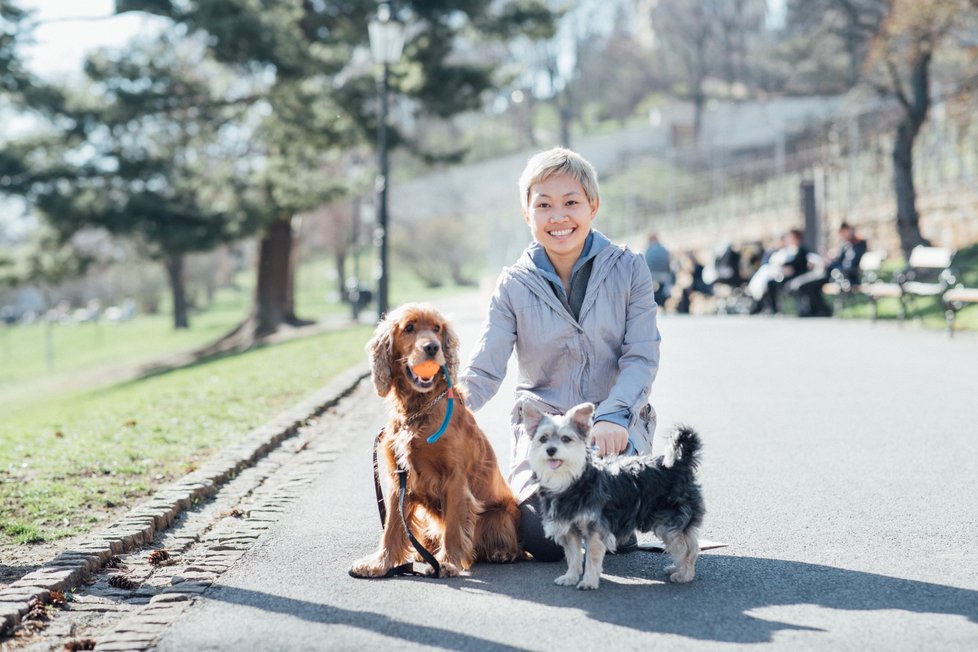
[561,435,572,444]
[538,435,547,444]
[433,324,441,333]
[404,323,415,333]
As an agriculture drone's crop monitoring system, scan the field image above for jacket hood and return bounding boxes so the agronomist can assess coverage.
[506,230,628,321]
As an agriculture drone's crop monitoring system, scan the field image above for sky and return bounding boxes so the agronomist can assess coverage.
[18,0,153,80]
[2,1,155,241]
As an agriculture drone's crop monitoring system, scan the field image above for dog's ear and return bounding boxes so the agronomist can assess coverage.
[441,317,460,380]
[520,400,545,436]
[366,317,395,397]
[566,402,595,436]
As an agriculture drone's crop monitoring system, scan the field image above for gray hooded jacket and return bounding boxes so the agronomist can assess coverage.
[461,231,661,501]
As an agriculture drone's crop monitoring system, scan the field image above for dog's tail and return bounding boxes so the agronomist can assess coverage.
[663,424,702,472]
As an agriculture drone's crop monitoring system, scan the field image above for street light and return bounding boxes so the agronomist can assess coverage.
[368,1,405,320]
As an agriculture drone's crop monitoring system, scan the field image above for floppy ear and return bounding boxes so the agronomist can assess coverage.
[520,401,545,436]
[566,402,595,436]
[366,318,395,397]
[441,318,460,380]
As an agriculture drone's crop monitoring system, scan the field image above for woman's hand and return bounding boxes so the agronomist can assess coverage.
[589,420,629,457]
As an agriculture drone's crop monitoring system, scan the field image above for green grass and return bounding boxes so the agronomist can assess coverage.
[0,292,247,391]
[0,325,372,547]
[0,249,481,549]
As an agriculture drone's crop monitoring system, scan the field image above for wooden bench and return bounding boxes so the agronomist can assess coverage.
[859,246,954,321]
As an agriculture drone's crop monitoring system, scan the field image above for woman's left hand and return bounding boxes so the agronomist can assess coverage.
[589,421,629,457]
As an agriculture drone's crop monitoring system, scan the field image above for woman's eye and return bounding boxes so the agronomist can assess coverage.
[404,323,415,333]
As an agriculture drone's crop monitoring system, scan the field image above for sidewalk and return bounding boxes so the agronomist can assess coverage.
[7,299,978,650]
[150,308,978,650]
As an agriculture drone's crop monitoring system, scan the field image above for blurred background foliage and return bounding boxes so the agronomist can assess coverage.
[2,0,978,338]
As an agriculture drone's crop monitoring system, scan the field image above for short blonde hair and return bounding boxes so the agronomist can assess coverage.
[518,147,600,212]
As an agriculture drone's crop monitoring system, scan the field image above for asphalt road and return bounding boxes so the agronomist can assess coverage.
[155,293,978,651]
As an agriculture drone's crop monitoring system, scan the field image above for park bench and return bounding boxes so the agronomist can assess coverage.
[821,249,886,314]
[942,279,978,337]
[858,245,955,321]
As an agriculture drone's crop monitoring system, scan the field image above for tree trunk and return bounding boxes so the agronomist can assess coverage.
[253,215,292,334]
[195,214,312,356]
[164,253,189,329]
[891,50,932,258]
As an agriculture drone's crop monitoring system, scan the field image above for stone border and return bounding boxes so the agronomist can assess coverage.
[0,363,369,638]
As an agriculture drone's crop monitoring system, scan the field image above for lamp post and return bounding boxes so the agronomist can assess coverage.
[368,1,405,320]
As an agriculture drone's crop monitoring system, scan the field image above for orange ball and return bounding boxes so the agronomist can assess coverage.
[412,360,441,378]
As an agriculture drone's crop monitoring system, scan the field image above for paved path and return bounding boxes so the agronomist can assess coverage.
[154,295,978,651]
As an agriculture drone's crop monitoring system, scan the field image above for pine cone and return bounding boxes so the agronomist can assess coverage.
[63,639,97,651]
[49,591,66,608]
[147,549,171,565]
[26,596,49,620]
[104,555,123,569]
[108,574,139,590]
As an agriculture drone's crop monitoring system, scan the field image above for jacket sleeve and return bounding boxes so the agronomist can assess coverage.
[459,277,518,412]
[595,254,660,421]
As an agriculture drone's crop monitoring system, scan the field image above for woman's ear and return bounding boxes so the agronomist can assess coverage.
[366,318,394,397]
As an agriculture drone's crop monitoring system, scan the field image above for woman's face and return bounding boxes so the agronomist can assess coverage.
[523,173,599,265]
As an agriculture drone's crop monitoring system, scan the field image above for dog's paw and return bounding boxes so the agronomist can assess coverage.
[669,568,695,583]
[554,573,580,587]
[488,548,522,564]
[664,563,677,573]
[348,557,391,579]
[436,561,461,578]
[576,577,600,590]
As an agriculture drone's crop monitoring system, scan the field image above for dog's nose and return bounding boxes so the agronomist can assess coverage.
[546,446,557,457]
[423,341,440,357]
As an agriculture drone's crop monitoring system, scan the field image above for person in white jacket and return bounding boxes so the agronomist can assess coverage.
[460,147,661,561]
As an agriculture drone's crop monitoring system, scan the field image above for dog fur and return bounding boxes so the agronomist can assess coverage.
[522,401,705,590]
[349,303,521,578]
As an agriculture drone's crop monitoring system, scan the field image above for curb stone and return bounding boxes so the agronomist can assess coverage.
[0,363,369,640]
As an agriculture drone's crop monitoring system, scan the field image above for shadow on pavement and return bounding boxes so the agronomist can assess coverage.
[201,583,528,652]
[446,554,978,644]
[200,554,978,646]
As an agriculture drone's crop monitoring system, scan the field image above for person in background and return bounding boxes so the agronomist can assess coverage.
[644,232,674,307]
[748,229,810,314]
[790,222,867,317]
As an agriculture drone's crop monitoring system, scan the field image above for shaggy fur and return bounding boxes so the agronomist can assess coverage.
[523,401,705,590]
[349,303,521,578]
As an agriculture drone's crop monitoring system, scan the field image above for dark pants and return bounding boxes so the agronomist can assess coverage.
[518,494,564,562]
[791,271,832,316]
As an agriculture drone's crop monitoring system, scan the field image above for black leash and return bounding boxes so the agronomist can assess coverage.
[370,427,441,578]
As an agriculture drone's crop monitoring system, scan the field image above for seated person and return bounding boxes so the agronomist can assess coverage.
[790,222,867,317]
[748,229,809,314]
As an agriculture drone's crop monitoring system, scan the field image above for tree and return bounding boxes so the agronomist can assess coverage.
[3,32,262,329]
[863,0,977,256]
[648,1,720,145]
[112,0,554,347]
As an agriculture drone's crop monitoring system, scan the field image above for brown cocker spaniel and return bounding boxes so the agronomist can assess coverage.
[349,303,521,578]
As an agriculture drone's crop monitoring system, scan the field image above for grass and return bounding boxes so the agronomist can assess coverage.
[0,249,482,549]
[0,325,372,547]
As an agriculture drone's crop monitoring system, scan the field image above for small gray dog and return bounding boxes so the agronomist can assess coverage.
[523,401,705,590]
